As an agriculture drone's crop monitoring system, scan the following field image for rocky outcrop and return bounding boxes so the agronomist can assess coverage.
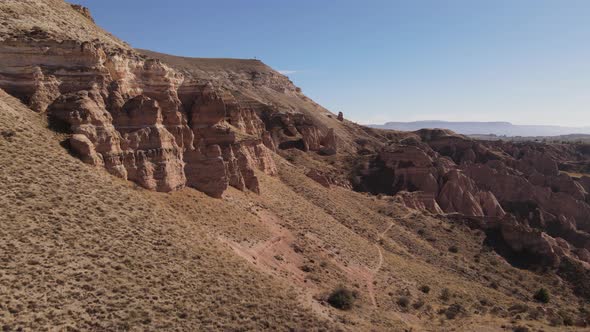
[70,4,94,22]
[0,1,355,198]
[306,169,331,188]
[357,140,505,218]
[499,219,563,268]
[49,89,187,191]
[394,191,443,214]
[437,170,506,217]
[184,145,227,197]
[356,128,590,274]
[0,18,296,197]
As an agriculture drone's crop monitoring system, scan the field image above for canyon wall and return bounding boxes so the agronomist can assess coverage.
[355,129,590,275]
[0,3,339,197]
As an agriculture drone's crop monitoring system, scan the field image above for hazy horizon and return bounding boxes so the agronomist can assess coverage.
[77,0,590,127]
[373,119,590,128]
[370,120,590,137]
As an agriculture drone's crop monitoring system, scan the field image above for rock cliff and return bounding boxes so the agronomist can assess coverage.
[0,0,347,197]
[355,128,590,277]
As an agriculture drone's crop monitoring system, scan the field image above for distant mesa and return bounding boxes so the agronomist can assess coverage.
[370,120,590,137]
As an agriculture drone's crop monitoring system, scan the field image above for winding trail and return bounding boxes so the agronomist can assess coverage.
[366,222,395,307]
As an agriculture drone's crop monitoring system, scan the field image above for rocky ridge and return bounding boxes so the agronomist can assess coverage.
[0,1,341,197]
[355,128,590,297]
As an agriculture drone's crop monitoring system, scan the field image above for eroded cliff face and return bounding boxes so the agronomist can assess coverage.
[0,4,339,197]
[355,128,590,283]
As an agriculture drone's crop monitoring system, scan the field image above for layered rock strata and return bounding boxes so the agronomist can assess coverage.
[0,7,338,197]
[356,129,590,273]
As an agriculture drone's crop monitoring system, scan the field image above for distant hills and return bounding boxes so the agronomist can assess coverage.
[370,120,590,137]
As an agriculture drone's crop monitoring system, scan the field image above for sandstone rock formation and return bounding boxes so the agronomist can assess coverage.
[306,169,331,188]
[0,3,342,197]
[70,4,94,22]
[355,128,590,273]
[394,191,443,214]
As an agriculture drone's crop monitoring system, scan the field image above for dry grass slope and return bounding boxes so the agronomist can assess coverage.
[2,88,587,330]
[0,0,127,48]
[2,1,590,330]
[0,89,336,331]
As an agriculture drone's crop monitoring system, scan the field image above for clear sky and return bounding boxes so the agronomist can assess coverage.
[77,0,590,126]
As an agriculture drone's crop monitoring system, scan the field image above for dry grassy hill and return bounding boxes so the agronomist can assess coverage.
[2,88,588,331]
[2,1,590,331]
[0,0,126,48]
[0,89,337,331]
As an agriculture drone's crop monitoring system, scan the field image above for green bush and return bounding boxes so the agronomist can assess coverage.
[327,286,356,310]
[533,288,550,303]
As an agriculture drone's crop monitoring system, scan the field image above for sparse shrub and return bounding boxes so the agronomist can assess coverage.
[291,243,304,253]
[397,296,410,308]
[508,303,528,314]
[439,303,465,319]
[300,264,313,272]
[327,286,356,310]
[512,326,530,332]
[440,288,451,301]
[489,281,499,289]
[533,288,550,303]
[0,129,15,140]
[419,285,430,294]
[448,245,459,253]
[526,307,544,321]
[558,310,574,326]
[412,298,425,309]
[549,315,564,326]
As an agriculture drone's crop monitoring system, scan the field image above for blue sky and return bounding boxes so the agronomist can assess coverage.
[77,0,590,126]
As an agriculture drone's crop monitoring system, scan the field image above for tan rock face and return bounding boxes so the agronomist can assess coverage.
[69,4,95,23]
[306,169,331,188]
[0,33,289,196]
[499,219,562,268]
[357,129,590,271]
[395,191,443,214]
[0,12,347,198]
[184,145,227,198]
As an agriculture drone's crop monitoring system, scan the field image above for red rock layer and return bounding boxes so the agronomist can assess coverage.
[0,36,293,197]
[356,129,590,269]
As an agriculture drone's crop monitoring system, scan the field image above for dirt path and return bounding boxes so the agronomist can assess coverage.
[220,209,403,313]
[378,222,395,240]
[218,209,337,321]
[365,222,394,307]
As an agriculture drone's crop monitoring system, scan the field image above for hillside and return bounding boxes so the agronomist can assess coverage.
[4,85,586,331]
[2,1,590,331]
[0,89,337,330]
